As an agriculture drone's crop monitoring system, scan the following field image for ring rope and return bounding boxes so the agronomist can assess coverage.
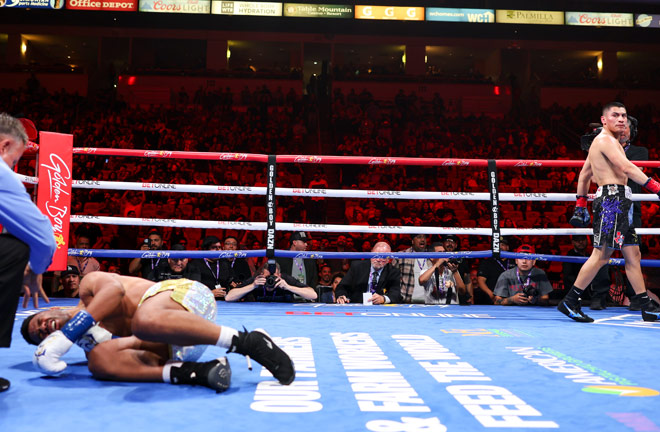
[72,147,660,168]
[69,180,660,202]
[66,247,660,268]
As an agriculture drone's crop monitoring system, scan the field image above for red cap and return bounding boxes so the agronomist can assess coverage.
[516,244,535,254]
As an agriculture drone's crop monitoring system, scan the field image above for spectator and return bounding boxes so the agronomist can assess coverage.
[191,235,227,299]
[396,234,430,303]
[225,262,317,302]
[128,230,165,279]
[219,236,253,288]
[276,232,318,289]
[147,244,202,282]
[321,272,344,304]
[315,264,333,301]
[67,234,101,278]
[335,241,402,305]
[57,265,81,298]
[476,237,514,305]
[494,245,553,306]
[418,242,466,304]
[441,234,472,304]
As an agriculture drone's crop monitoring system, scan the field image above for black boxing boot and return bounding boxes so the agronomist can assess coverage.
[635,293,660,322]
[0,377,9,392]
[169,357,231,393]
[228,328,295,385]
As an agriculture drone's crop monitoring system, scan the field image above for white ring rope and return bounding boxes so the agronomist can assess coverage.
[16,173,38,184]
[70,179,660,202]
[68,215,660,236]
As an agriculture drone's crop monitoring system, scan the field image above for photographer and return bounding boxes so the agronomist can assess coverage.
[128,230,164,278]
[417,242,466,305]
[225,262,317,303]
[494,245,553,306]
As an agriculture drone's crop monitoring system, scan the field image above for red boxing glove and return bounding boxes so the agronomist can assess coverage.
[575,195,588,208]
[643,178,660,195]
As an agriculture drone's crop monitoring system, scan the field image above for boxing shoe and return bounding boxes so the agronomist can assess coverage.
[558,301,594,323]
[228,328,295,385]
[641,303,660,322]
[0,377,9,392]
[170,357,231,393]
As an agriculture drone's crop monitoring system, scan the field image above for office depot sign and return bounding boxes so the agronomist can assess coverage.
[67,0,136,9]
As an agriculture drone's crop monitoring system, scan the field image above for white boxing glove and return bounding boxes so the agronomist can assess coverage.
[33,330,74,376]
[75,325,113,353]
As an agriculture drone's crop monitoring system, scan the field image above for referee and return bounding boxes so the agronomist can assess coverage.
[0,113,56,392]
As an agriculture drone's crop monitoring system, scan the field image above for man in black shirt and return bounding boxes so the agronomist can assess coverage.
[191,236,227,299]
[225,263,317,302]
[476,237,513,304]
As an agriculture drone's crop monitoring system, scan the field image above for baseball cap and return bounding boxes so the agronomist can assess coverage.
[442,234,459,243]
[500,236,510,245]
[61,265,80,277]
[516,244,535,254]
[290,232,309,243]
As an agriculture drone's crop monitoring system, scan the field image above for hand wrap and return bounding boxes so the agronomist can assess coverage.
[33,310,96,375]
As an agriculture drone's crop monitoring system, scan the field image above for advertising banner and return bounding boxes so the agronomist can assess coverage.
[36,132,73,272]
[355,5,424,21]
[211,1,281,16]
[139,0,210,14]
[67,0,137,11]
[426,8,494,23]
[0,0,63,8]
[566,12,634,27]
[635,13,660,28]
[495,9,564,25]
[283,3,352,18]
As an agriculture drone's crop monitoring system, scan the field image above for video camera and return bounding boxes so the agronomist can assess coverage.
[580,115,637,151]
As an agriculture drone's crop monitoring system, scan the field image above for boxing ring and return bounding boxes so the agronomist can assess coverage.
[5,147,660,431]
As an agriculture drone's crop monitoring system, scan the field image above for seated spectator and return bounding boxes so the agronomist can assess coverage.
[315,264,333,300]
[67,234,101,278]
[128,230,165,278]
[494,245,553,306]
[276,232,317,289]
[321,272,344,304]
[147,244,202,282]
[190,235,227,299]
[417,242,466,304]
[219,235,253,288]
[225,263,317,303]
[335,241,402,305]
[56,265,81,298]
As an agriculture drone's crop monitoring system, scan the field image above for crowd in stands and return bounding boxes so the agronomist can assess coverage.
[5,81,660,299]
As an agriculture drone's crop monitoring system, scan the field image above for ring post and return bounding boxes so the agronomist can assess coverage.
[266,154,277,272]
[488,159,501,259]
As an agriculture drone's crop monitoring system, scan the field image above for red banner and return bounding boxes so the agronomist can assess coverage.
[36,132,73,271]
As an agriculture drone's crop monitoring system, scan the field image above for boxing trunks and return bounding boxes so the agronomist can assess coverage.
[139,279,217,361]
[592,184,639,249]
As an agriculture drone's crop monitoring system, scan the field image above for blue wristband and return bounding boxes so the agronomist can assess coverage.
[61,310,96,342]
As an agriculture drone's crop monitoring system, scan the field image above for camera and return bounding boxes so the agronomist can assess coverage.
[143,238,150,246]
[523,285,538,299]
[448,258,463,266]
[265,275,277,289]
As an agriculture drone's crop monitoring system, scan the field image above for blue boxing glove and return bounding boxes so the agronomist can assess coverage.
[570,195,591,228]
[33,310,96,375]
